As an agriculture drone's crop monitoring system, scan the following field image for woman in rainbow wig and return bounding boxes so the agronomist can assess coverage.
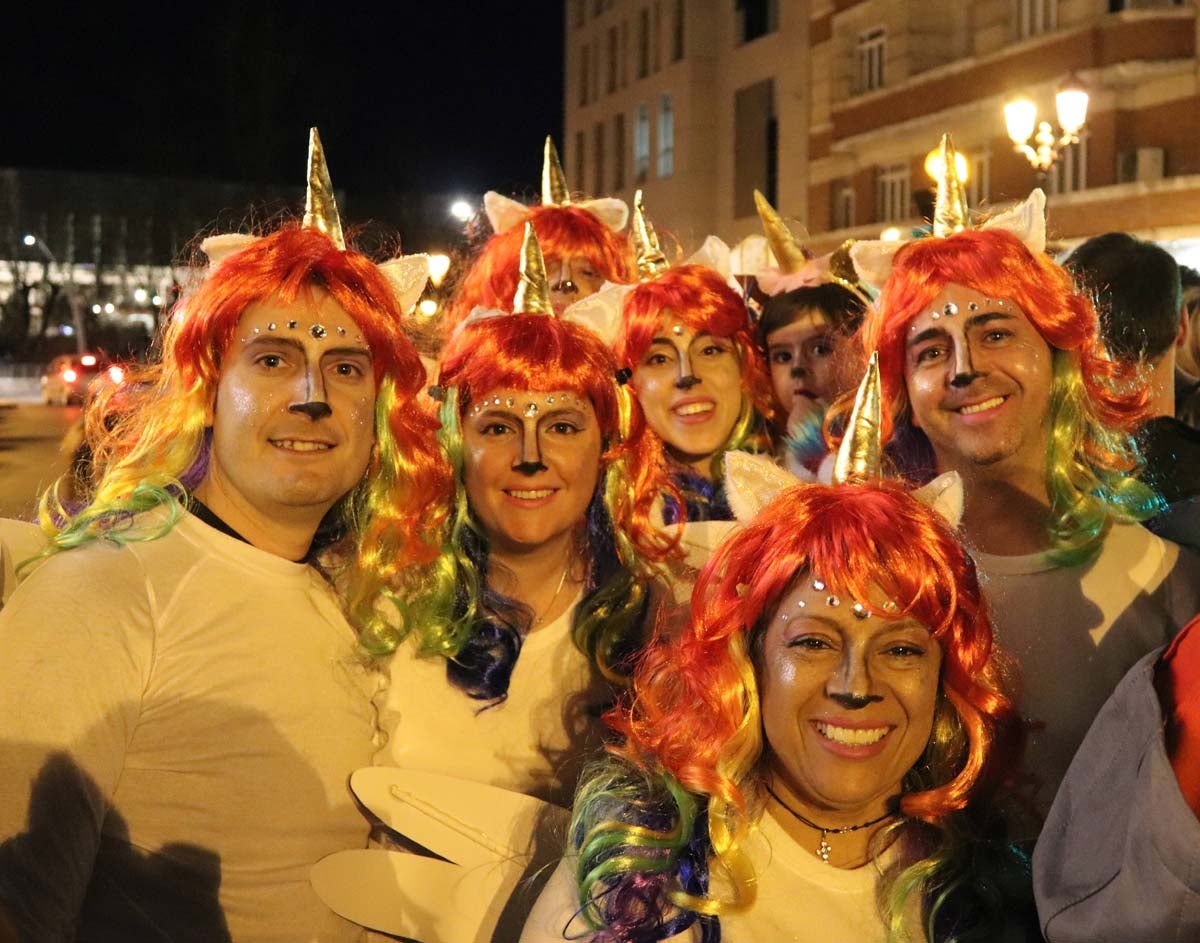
[41,133,449,635]
[367,223,681,808]
[521,363,1036,943]
[443,137,632,337]
[611,194,774,523]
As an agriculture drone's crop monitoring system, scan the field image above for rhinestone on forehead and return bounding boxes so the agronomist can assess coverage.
[287,319,299,329]
[826,595,841,607]
[780,613,789,622]
[931,311,941,320]
[310,324,327,339]
[505,398,515,407]
[852,602,870,620]
[337,326,347,336]
[267,322,277,331]
[968,301,979,312]
[546,395,556,405]
[672,324,685,336]
[812,579,825,592]
[524,402,539,418]
[943,302,958,317]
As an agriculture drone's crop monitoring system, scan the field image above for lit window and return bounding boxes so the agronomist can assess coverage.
[875,163,909,223]
[614,114,627,190]
[594,122,607,194]
[634,104,651,183]
[1017,0,1058,40]
[1047,132,1089,195]
[834,183,856,230]
[856,27,886,93]
[657,94,674,177]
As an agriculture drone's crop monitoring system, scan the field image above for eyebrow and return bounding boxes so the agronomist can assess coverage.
[244,336,372,360]
[906,312,1015,349]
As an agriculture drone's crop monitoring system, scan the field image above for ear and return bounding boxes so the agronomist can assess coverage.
[576,197,629,232]
[724,451,803,523]
[377,254,429,314]
[1176,304,1189,350]
[981,188,1046,254]
[848,239,905,293]
[911,470,964,528]
[200,233,260,272]
[482,191,530,234]
[561,281,632,347]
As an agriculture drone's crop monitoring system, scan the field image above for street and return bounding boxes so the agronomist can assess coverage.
[0,402,78,520]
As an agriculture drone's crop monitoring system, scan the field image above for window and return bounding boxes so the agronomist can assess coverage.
[620,20,629,86]
[1017,0,1057,40]
[653,0,663,72]
[607,26,618,93]
[833,183,856,230]
[637,7,650,78]
[856,28,886,93]
[657,94,674,177]
[734,79,776,216]
[614,113,627,190]
[1047,133,1089,195]
[736,0,779,44]
[875,163,910,222]
[968,151,991,208]
[672,0,685,61]
[575,130,586,192]
[594,122,606,194]
[634,104,651,183]
[579,44,590,106]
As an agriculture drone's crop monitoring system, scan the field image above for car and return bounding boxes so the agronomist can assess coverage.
[41,354,125,407]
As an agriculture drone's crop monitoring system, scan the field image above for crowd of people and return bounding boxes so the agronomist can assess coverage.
[0,129,1197,943]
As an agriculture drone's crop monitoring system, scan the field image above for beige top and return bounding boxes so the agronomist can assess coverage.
[0,511,377,942]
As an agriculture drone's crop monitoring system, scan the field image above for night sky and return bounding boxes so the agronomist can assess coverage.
[6,2,564,200]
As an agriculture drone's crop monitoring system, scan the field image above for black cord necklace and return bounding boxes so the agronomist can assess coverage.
[764,781,896,865]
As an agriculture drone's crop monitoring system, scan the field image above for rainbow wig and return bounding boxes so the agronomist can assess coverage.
[570,481,1028,943]
[617,264,775,483]
[864,228,1160,566]
[41,225,453,644]
[378,312,682,703]
[444,204,633,338]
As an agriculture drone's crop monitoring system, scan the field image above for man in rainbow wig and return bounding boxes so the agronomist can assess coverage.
[0,130,448,942]
[853,135,1200,815]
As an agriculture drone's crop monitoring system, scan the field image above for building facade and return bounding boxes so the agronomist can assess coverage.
[564,0,1200,267]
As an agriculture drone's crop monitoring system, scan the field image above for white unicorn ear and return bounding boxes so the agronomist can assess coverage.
[576,197,629,232]
[483,191,529,234]
[724,451,804,523]
[848,239,906,293]
[561,281,631,347]
[980,188,1046,254]
[911,470,964,528]
[686,235,733,278]
[377,254,429,314]
[730,233,774,276]
[200,233,260,271]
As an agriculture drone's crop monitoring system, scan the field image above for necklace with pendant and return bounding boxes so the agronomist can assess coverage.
[764,781,896,864]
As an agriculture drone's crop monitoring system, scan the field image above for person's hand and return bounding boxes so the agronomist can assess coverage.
[784,395,827,473]
[1157,614,1200,817]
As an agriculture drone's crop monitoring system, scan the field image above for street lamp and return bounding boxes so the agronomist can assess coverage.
[449,199,474,223]
[22,233,88,353]
[1004,75,1089,175]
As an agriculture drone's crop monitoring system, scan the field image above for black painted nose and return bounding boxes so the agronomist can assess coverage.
[828,692,883,710]
[949,371,982,389]
[512,460,549,476]
[675,374,701,390]
[289,402,333,420]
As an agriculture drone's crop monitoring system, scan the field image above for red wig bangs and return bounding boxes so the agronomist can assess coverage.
[443,204,633,336]
[172,226,427,403]
[439,314,622,434]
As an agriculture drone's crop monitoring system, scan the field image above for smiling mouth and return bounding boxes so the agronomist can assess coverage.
[813,722,890,746]
[956,395,1007,415]
[271,439,333,452]
[673,402,714,417]
[505,488,556,500]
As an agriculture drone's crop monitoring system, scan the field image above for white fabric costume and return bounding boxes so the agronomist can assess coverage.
[0,510,377,942]
[375,590,606,809]
[974,522,1200,812]
[520,809,918,943]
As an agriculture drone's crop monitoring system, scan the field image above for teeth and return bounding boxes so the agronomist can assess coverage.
[958,396,1005,415]
[814,722,889,746]
[674,402,714,416]
[272,440,332,451]
[508,489,554,499]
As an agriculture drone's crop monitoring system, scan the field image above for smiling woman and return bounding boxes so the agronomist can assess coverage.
[617,264,774,522]
[521,477,1037,943]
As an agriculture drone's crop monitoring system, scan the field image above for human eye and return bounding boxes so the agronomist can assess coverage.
[786,634,835,653]
[331,360,368,379]
[912,344,945,366]
[644,350,673,367]
[770,349,792,365]
[479,420,514,436]
[702,342,731,357]
[982,327,1013,344]
[548,420,581,435]
[883,642,927,658]
[809,337,836,358]
[253,352,287,370]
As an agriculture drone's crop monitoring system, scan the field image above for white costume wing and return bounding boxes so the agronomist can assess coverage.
[311,769,568,942]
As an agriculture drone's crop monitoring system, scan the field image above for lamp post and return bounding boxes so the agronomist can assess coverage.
[22,233,88,353]
[1004,75,1089,181]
